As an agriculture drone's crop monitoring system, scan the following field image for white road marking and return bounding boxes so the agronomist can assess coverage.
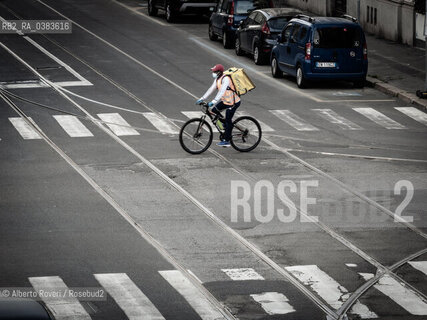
[360,273,427,315]
[250,292,296,315]
[221,268,265,281]
[408,261,427,275]
[143,112,179,134]
[53,115,94,137]
[23,36,92,86]
[159,270,226,320]
[97,113,140,136]
[395,107,427,126]
[286,265,377,319]
[345,263,358,268]
[182,111,218,132]
[236,111,275,132]
[95,273,165,320]
[353,108,406,129]
[9,117,42,139]
[270,110,319,131]
[29,276,91,320]
[313,109,363,130]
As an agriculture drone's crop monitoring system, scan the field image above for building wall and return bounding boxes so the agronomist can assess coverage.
[274,0,416,46]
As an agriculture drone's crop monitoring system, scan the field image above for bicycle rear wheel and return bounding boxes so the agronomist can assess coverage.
[179,118,213,154]
[230,116,262,152]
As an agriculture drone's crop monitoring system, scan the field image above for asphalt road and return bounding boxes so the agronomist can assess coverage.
[0,0,426,319]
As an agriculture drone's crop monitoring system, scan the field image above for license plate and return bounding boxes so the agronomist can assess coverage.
[316,62,336,68]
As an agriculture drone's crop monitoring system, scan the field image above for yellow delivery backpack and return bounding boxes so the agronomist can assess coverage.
[223,67,255,96]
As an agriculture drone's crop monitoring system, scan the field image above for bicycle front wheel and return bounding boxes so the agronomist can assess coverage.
[230,116,262,152]
[179,118,213,154]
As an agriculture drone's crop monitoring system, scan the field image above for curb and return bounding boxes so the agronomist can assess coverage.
[366,76,427,113]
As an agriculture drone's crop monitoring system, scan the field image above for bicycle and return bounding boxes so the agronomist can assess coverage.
[179,102,262,154]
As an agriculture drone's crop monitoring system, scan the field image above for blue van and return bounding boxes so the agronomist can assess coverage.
[270,15,368,88]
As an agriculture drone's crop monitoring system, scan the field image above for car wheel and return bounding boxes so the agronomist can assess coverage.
[148,0,157,16]
[353,78,366,88]
[235,36,244,56]
[253,44,266,65]
[208,24,218,41]
[271,57,282,78]
[165,3,175,22]
[296,65,308,88]
[222,31,233,49]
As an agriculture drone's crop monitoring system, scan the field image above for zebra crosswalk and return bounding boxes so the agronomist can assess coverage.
[3,107,427,141]
[10,261,427,319]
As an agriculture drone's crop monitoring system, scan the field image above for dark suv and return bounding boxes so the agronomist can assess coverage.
[235,8,301,64]
[271,15,368,88]
[209,0,273,48]
[148,0,217,22]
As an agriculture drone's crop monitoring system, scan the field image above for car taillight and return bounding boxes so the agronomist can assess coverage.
[261,22,270,35]
[363,42,367,60]
[227,2,234,26]
[305,42,311,60]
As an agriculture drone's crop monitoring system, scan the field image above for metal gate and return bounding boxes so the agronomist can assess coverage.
[333,0,347,16]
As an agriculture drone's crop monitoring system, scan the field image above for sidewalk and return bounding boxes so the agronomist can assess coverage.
[364,34,427,112]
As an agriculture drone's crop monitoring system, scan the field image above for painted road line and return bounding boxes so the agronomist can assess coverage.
[313,109,363,130]
[182,111,219,132]
[159,270,226,320]
[9,117,42,139]
[250,292,296,315]
[286,265,377,319]
[353,108,406,129]
[221,268,265,281]
[94,273,165,320]
[360,273,427,315]
[143,112,179,134]
[53,115,94,137]
[270,110,319,131]
[408,261,427,275]
[236,111,275,132]
[28,276,91,320]
[97,113,139,136]
[395,107,427,126]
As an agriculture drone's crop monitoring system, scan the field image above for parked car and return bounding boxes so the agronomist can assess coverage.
[235,8,301,64]
[270,15,368,88]
[0,299,53,319]
[148,0,217,22]
[209,0,273,48]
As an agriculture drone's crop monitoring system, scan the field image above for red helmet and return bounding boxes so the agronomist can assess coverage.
[211,64,224,73]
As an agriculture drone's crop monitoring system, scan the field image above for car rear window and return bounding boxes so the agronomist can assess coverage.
[313,27,362,48]
[267,17,290,31]
[234,0,270,15]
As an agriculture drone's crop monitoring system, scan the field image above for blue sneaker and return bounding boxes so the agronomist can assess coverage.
[217,140,231,147]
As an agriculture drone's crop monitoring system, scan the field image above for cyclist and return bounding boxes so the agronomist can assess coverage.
[196,64,241,147]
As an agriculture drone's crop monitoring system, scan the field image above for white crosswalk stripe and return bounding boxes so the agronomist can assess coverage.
[9,117,42,139]
[235,111,275,132]
[182,111,219,132]
[408,261,427,275]
[395,107,427,126]
[159,270,226,320]
[95,273,165,320]
[97,113,140,136]
[270,110,319,131]
[53,115,94,137]
[286,265,377,319]
[143,112,179,134]
[360,273,427,315]
[222,268,265,280]
[353,108,406,129]
[313,109,363,130]
[250,292,296,315]
[28,276,91,320]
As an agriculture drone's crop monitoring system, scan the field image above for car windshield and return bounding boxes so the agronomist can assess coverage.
[234,0,270,15]
[313,27,362,48]
[268,17,290,31]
